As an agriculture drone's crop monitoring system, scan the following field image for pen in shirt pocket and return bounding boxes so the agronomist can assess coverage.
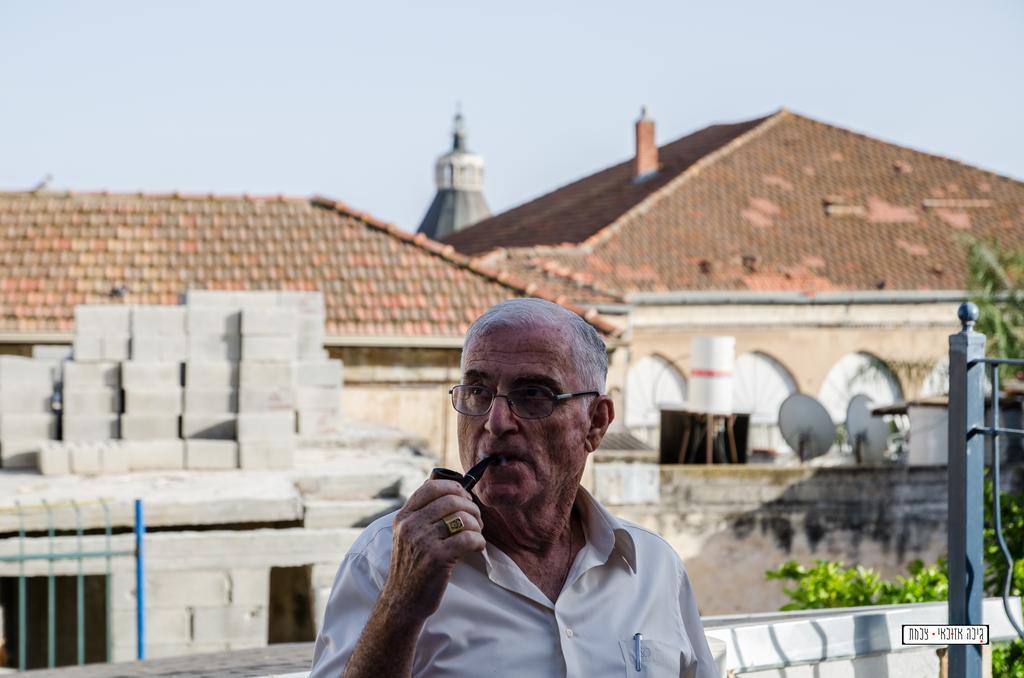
[633,632,643,671]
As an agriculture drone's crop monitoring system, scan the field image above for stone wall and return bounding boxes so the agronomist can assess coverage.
[615,465,954,615]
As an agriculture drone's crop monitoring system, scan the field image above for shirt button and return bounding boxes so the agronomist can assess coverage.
[565,628,574,638]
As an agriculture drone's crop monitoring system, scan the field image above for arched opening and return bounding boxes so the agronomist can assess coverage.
[818,352,903,424]
[624,355,687,447]
[732,351,798,453]
[919,359,949,398]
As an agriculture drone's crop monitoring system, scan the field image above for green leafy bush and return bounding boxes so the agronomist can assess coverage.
[764,479,1024,676]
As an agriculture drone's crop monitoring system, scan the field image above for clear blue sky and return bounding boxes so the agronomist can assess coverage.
[2,1,1021,232]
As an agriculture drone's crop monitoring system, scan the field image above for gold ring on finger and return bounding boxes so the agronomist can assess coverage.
[442,512,465,536]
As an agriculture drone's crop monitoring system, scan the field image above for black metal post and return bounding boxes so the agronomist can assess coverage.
[948,302,985,678]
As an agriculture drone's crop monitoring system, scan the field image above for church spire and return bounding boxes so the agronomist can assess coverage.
[416,107,491,240]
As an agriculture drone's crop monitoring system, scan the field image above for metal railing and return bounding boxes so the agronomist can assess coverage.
[0,497,146,670]
[947,302,1024,678]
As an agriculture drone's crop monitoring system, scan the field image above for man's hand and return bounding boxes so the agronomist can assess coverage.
[343,478,485,678]
[382,478,485,620]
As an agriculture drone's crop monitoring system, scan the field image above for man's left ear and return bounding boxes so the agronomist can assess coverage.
[585,396,614,453]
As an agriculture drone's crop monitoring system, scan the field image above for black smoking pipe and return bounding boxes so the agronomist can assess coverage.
[430,455,501,492]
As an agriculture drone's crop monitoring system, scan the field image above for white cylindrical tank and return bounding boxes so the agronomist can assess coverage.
[908,403,948,465]
[689,336,735,414]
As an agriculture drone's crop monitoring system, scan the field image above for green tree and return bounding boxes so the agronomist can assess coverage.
[966,239,1024,379]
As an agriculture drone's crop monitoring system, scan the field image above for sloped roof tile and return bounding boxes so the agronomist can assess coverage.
[449,111,1024,295]
[0,192,621,338]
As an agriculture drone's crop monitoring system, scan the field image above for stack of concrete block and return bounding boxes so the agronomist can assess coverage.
[0,356,58,467]
[279,291,328,360]
[39,440,129,475]
[296,359,344,438]
[238,309,298,469]
[120,360,185,471]
[182,360,239,470]
[62,361,121,442]
[187,305,242,363]
[131,305,187,362]
[240,305,299,362]
[73,305,131,361]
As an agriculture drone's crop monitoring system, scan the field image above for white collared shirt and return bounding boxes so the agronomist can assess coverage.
[311,488,717,677]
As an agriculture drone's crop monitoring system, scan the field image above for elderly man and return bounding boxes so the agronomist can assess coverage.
[311,298,716,677]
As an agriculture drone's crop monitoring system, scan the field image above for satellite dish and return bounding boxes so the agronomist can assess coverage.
[778,393,836,462]
[845,394,889,464]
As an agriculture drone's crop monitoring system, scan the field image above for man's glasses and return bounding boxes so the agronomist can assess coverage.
[449,384,599,420]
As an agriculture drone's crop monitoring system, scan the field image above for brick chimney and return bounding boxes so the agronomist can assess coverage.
[632,106,658,181]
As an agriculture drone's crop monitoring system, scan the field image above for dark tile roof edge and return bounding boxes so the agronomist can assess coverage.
[580,109,788,251]
[310,197,624,338]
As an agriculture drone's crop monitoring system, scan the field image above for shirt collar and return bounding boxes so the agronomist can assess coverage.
[574,486,638,574]
[471,488,638,579]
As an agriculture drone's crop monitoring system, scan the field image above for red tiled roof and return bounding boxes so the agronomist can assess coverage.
[0,191,621,338]
[448,110,1024,295]
[442,115,770,255]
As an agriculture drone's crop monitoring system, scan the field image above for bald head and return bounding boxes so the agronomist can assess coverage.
[462,298,608,392]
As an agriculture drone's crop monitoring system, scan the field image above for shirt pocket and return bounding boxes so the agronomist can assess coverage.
[618,637,694,678]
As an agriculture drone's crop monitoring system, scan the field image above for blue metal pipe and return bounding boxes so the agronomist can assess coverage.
[134,498,146,661]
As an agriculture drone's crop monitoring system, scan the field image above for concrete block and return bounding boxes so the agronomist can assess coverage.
[32,345,73,362]
[70,335,102,361]
[124,440,185,471]
[297,409,343,438]
[0,439,42,468]
[236,412,294,441]
[124,389,183,415]
[0,388,53,414]
[297,335,325,360]
[295,360,343,388]
[241,308,297,335]
[184,389,238,414]
[185,362,239,390]
[304,499,401,529]
[113,607,191,643]
[187,334,241,362]
[148,570,230,608]
[61,389,122,415]
[238,387,296,413]
[0,355,54,390]
[70,442,103,474]
[131,305,186,336]
[0,413,57,439]
[187,307,241,336]
[38,441,71,475]
[102,441,129,473]
[241,334,297,361]
[227,568,270,605]
[62,414,119,441]
[192,604,267,643]
[239,361,295,388]
[182,414,237,440]
[121,414,180,440]
[185,440,238,470]
[121,362,182,390]
[296,386,342,412]
[63,361,120,390]
[276,290,325,314]
[74,333,130,361]
[238,439,295,470]
[74,305,131,334]
[296,313,327,333]
[130,335,188,362]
